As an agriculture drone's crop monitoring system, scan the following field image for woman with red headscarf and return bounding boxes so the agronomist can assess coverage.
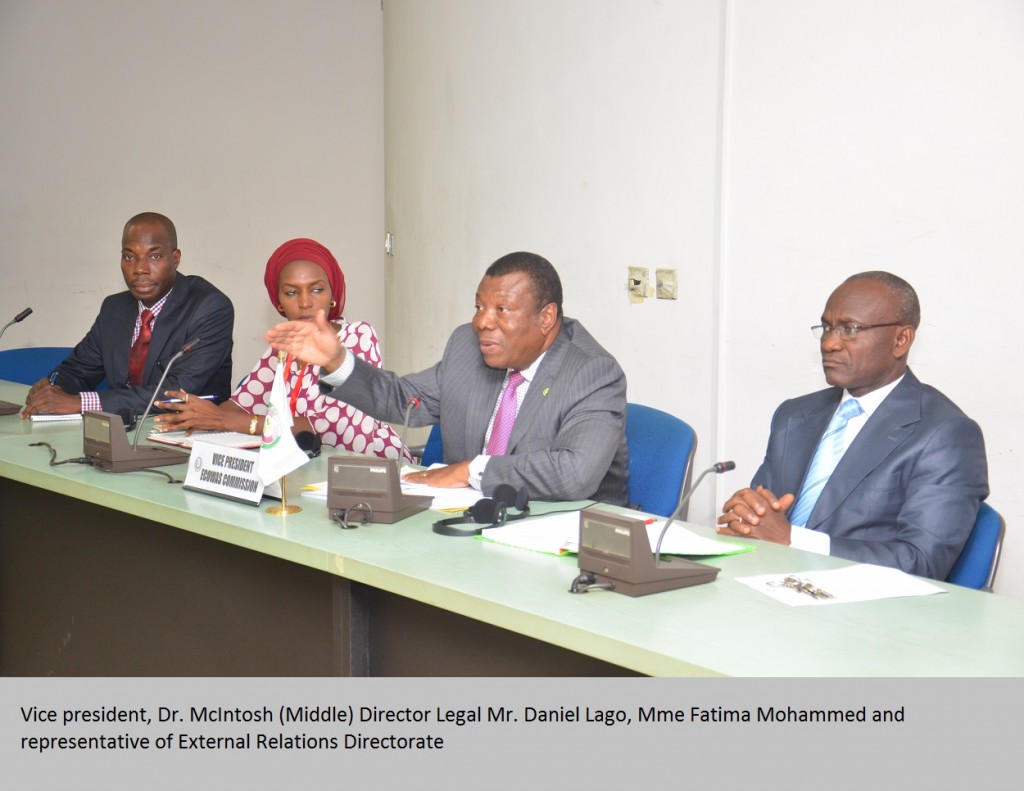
[153,238,410,461]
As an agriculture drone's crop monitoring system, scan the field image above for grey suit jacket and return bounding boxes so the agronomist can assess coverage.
[752,369,988,579]
[54,274,235,415]
[334,317,629,505]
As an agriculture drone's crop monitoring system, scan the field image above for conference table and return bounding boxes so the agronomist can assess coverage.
[2,379,1023,677]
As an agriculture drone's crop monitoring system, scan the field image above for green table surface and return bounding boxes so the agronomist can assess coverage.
[2,380,1023,677]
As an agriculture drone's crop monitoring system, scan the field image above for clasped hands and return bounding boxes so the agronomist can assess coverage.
[716,485,796,545]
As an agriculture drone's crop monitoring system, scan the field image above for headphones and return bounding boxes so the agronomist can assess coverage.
[432,484,531,537]
[115,407,137,431]
[295,431,323,458]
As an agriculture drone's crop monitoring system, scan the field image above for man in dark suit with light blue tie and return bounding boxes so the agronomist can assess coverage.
[265,251,629,505]
[716,271,987,580]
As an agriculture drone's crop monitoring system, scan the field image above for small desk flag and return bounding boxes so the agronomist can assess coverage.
[257,356,309,485]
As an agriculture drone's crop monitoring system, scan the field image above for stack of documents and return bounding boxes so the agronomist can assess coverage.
[147,430,261,449]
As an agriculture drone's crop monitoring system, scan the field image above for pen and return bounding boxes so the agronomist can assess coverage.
[161,395,217,404]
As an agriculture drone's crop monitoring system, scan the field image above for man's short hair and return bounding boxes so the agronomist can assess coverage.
[844,271,920,328]
[485,251,563,317]
[124,212,178,250]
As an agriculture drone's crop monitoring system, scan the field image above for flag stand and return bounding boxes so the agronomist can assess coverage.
[266,473,301,515]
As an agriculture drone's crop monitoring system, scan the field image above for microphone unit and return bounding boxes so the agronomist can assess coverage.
[573,459,734,597]
[78,336,204,473]
[132,336,203,450]
[0,306,33,342]
[324,395,435,526]
[653,460,736,560]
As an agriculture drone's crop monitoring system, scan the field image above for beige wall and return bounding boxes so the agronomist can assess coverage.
[0,0,385,385]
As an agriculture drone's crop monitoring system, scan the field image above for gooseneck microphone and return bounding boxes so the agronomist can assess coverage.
[131,337,203,450]
[653,460,736,561]
[396,396,420,460]
[0,307,33,342]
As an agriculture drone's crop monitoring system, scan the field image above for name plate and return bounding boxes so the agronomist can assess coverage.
[183,440,264,505]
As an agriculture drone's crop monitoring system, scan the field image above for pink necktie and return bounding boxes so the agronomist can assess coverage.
[486,370,525,456]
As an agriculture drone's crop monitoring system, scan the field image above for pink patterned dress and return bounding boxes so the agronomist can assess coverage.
[230,320,412,461]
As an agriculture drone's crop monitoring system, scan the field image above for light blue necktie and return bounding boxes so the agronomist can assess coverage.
[788,398,864,527]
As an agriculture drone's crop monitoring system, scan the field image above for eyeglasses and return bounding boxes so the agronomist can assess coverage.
[811,322,902,341]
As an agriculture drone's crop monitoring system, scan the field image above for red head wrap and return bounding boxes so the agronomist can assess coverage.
[264,238,346,321]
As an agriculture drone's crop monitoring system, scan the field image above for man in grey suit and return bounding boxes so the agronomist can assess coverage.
[716,271,987,580]
[265,251,629,505]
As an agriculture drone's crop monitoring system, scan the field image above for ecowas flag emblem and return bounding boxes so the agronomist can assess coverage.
[257,355,309,485]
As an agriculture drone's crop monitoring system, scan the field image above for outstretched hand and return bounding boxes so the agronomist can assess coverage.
[264,310,346,373]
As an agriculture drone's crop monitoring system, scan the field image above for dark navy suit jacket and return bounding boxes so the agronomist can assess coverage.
[55,274,234,415]
[753,369,988,579]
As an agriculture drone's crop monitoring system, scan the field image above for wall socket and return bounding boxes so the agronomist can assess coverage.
[627,266,649,303]
[656,268,678,300]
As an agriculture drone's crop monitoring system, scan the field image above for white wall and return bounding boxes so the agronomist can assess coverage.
[0,0,385,385]
[384,0,1023,598]
[720,0,1024,598]
[382,0,726,462]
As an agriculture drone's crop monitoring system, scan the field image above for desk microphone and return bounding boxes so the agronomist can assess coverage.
[0,307,32,342]
[653,461,735,562]
[396,396,419,459]
[132,337,203,450]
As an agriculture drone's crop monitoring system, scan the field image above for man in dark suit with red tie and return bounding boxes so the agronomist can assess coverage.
[21,212,234,418]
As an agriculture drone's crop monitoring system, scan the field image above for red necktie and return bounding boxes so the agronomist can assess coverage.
[128,309,154,387]
[486,370,525,456]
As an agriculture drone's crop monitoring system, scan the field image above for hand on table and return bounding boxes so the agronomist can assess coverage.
[402,460,471,489]
[153,389,228,434]
[21,379,79,418]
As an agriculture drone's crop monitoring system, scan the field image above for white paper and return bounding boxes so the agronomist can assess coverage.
[148,430,261,449]
[298,466,480,511]
[736,564,947,606]
[482,512,750,557]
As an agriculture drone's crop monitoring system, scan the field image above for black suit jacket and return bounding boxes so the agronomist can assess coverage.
[752,369,988,579]
[55,274,234,414]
